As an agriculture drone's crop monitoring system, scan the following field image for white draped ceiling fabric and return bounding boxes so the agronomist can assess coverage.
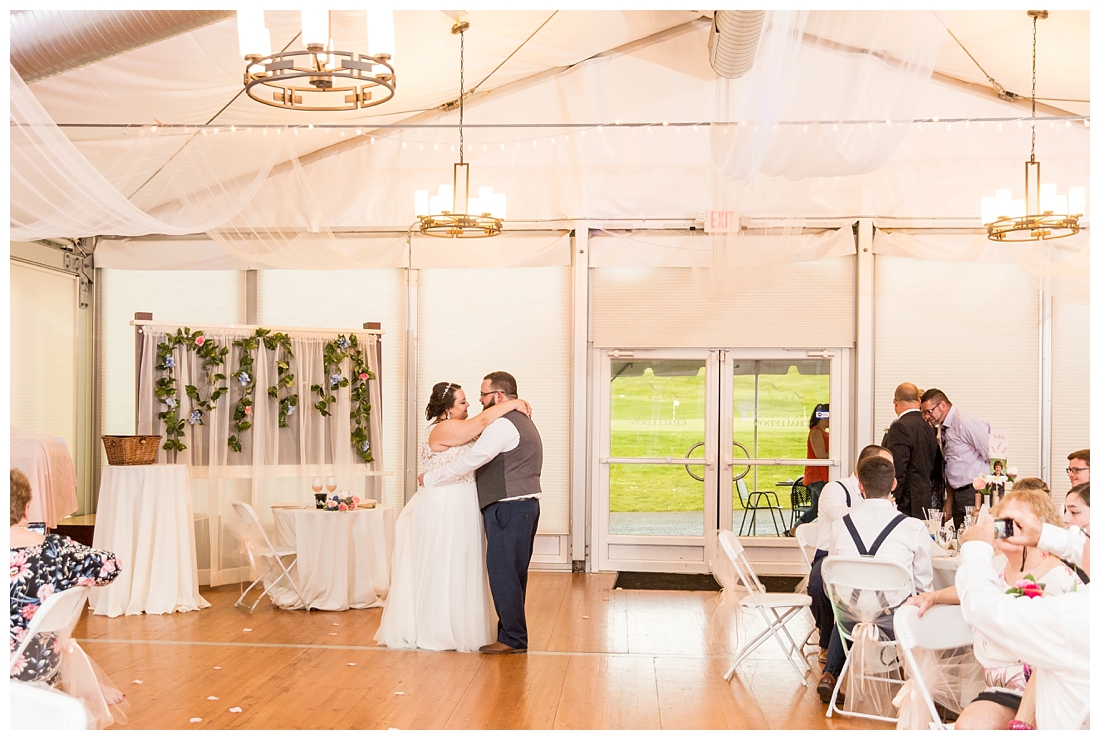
[135,324,385,586]
[9,10,1088,304]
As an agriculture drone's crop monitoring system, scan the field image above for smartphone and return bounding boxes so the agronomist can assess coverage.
[27,521,46,535]
[992,518,1015,539]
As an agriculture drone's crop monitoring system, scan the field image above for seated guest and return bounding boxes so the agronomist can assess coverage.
[904,489,1083,729]
[10,468,122,686]
[1061,482,1089,584]
[806,444,892,665]
[816,454,934,703]
[1008,477,1049,495]
[956,496,1090,730]
[1065,449,1089,487]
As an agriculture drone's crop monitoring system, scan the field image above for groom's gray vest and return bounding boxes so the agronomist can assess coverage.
[475,410,543,510]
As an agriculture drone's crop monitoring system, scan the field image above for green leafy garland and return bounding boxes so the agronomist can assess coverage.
[310,334,376,463]
[154,328,229,452]
[228,329,298,453]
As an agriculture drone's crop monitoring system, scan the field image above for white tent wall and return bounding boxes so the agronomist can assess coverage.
[1050,297,1091,506]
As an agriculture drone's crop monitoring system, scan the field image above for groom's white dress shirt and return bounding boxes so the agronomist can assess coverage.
[955,525,1090,730]
[423,417,539,502]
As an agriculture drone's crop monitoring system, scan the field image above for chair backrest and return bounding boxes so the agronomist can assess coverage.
[790,477,813,508]
[10,680,88,730]
[9,585,90,669]
[794,521,819,569]
[230,500,279,558]
[735,477,750,507]
[894,604,973,652]
[821,556,914,638]
[717,529,767,601]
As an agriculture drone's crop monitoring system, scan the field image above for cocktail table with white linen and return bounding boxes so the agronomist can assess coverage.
[89,464,211,617]
[271,507,395,611]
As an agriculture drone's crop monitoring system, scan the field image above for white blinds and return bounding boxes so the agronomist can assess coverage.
[256,269,407,510]
[873,255,1040,476]
[591,257,856,348]
[1050,297,1090,505]
[96,270,246,464]
[10,261,78,450]
[417,267,572,535]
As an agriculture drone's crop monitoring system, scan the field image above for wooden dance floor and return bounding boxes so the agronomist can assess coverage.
[75,573,888,730]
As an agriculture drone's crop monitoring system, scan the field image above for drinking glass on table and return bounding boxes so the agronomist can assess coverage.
[325,476,338,495]
[312,477,325,509]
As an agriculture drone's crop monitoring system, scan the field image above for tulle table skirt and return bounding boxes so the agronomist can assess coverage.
[272,507,395,610]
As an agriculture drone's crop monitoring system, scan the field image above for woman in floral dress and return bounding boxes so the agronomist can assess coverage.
[10,468,121,684]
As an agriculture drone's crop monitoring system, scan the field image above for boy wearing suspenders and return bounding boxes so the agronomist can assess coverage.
[817,454,935,704]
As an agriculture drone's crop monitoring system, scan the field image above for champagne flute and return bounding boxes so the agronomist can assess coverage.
[326,475,338,495]
[311,477,323,495]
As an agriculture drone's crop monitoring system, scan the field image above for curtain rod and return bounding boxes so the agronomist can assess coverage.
[131,320,384,336]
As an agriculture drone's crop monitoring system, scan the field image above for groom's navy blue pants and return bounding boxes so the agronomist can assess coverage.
[483,498,540,649]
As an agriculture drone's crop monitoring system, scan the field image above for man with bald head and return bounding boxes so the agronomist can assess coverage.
[882,382,942,518]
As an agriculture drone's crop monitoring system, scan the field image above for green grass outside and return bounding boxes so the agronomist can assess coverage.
[609,364,829,513]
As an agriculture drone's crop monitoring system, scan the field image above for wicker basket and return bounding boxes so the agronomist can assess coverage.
[102,435,162,466]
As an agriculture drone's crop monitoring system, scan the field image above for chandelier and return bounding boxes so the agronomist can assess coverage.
[414,21,506,238]
[237,10,396,112]
[981,11,1084,242]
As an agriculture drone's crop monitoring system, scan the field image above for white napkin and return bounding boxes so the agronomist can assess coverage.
[929,541,952,558]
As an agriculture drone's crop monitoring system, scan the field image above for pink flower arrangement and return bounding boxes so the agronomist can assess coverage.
[194,334,206,346]
[973,476,987,490]
[338,503,348,511]
[324,493,359,511]
[1006,574,1046,599]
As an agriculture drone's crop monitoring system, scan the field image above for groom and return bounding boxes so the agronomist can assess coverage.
[421,371,543,654]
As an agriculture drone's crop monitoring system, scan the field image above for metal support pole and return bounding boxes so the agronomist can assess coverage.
[571,224,591,570]
[854,219,875,453]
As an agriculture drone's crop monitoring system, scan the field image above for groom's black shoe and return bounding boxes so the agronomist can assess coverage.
[479,641,526,654]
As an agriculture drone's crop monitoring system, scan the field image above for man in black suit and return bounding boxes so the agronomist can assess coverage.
[882,382,941,518]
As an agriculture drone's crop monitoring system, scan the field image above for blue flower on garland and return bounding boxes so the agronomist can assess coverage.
[238,371,251,386]
[164,356,175,368]
[337,336,351,350]
[188,410,203,425]
[361,440,370,452]
[165,397,177,408]
[286,405,296,416]
[330,373,343,388]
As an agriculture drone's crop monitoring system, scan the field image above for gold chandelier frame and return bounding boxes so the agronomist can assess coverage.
[244,47,395,112]
[986,10,1081,242]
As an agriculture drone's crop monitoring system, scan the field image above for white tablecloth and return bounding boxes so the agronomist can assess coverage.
[88,465,211,617]
[10,427,78,528]
[932,556,960,590]
[271,507,394,611]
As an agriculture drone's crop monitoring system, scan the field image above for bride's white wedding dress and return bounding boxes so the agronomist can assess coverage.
[375,438,495,651]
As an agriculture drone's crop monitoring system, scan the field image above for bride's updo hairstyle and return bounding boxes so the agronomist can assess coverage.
[425,382,461,422]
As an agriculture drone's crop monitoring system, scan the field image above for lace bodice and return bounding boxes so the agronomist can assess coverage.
[419,438,477,485]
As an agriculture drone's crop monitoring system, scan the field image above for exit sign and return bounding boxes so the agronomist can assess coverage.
[705,210,739,233]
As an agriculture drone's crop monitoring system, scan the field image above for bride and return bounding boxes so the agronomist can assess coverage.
[375,381,530,651]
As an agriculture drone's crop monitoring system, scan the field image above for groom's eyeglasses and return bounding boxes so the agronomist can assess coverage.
[479,391,500,398]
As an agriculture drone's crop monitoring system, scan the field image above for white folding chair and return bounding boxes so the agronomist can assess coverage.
[10,680,88,730]
[793,521,820,650]
[895,604,976,730]
[821,556,914,722]
[718,530,813,686]
[230,501,310,613]
[10,586,90,675]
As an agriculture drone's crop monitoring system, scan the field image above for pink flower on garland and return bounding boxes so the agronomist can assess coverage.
[194,335,206,346]
[359,372,369,381]
[245,405,252,416]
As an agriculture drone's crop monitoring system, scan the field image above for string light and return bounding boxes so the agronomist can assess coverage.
[356,128,362,135]
[369,136,374,143]
[230,125,236,132]
[308,123,314,130]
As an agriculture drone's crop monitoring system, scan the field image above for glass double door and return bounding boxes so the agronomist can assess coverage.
[592,349,845,573]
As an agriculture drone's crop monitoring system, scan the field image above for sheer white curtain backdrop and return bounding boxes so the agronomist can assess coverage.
[135,324,384,586]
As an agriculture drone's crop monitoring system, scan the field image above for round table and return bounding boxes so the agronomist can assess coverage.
[271,506,394,611]
[931,555,960,590]
[89,464,210,617]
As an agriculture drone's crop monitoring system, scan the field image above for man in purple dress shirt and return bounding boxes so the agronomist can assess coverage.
[919,388,990,527]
